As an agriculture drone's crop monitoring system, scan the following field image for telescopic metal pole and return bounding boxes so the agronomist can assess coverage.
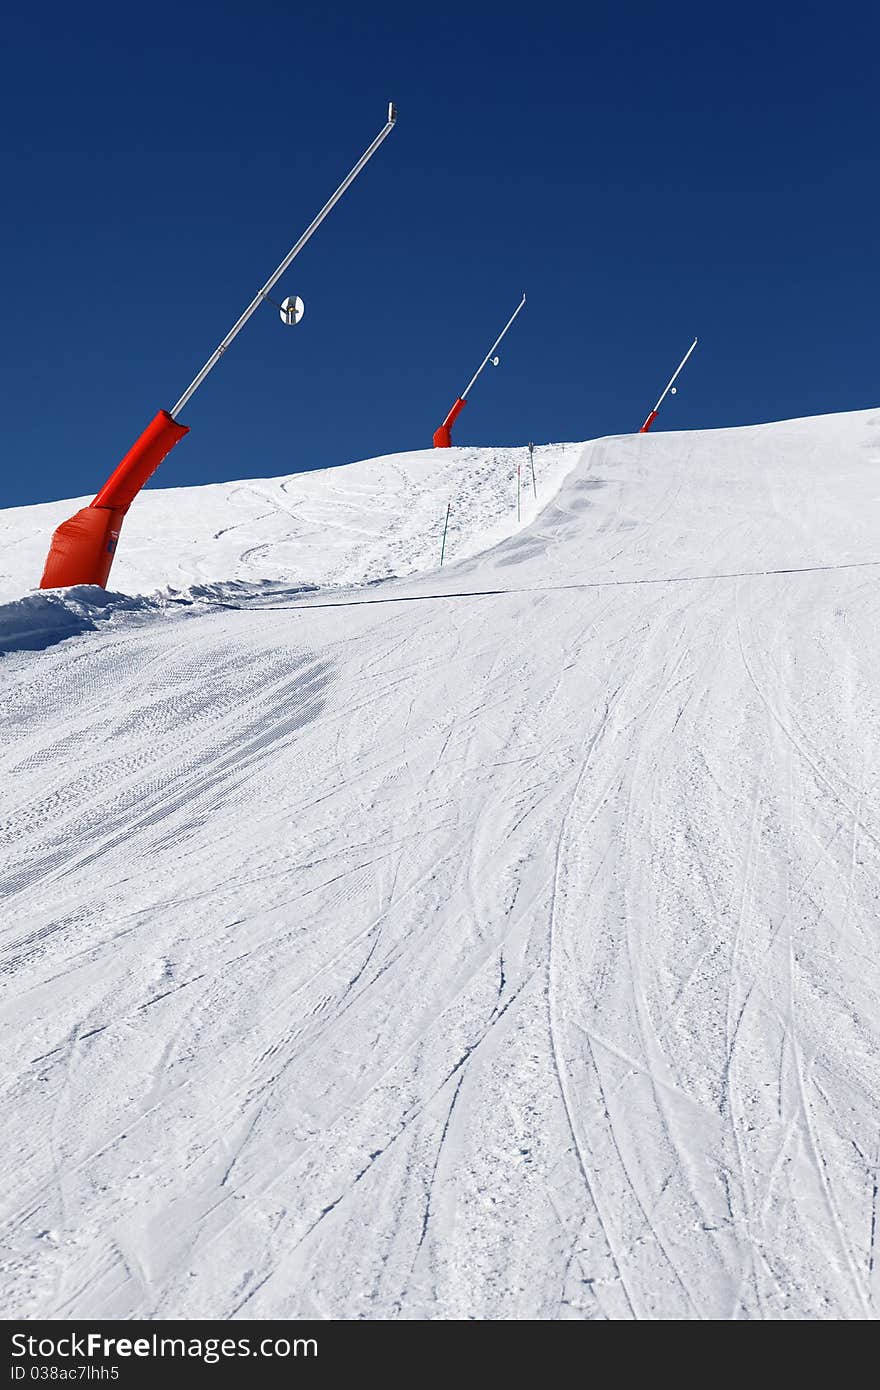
[460,292,527,400]
[171,103,398,419]
[649,337,698,417]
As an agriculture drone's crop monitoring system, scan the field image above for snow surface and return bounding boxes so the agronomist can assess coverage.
[0,444,579,604]
[2,412,880,1320]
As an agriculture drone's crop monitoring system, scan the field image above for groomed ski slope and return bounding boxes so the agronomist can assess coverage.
[2,411,880,1320]
[0,444,579,604]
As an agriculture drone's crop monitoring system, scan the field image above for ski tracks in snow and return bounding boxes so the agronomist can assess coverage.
[4,416,880,1318]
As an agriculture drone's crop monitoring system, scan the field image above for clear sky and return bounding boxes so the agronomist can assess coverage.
[1,0,877,507]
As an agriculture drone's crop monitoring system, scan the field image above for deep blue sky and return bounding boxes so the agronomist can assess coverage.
[1,1,877,507]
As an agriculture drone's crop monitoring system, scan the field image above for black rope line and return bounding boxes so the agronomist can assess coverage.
[196,557,880,614]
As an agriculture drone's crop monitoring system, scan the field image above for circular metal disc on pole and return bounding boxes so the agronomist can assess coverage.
[279,295,305,326]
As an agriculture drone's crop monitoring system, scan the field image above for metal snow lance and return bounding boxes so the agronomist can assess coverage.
[40,103,398,590]
[433,292,527,447]
[638,336,698,433]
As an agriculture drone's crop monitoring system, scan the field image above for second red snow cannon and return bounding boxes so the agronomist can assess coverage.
[639,336,698,433]
[433,292,527,448]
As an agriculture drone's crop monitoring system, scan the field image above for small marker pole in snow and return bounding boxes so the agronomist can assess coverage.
[517,457,521,523]
[440,501,452,566]
[639,337,698,433]
[528,441,537,499]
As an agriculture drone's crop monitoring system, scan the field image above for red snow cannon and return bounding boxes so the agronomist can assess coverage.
[37,102,399,591]
[433,397,467,448]
[638,338,698,434]
[39,411,189,589]
[433,293,526,448]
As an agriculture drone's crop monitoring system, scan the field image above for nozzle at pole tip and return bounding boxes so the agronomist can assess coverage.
[388,101,398,123]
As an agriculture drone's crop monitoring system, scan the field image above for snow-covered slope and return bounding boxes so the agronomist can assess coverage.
[2,410,880,1320]
[0,444,578,603]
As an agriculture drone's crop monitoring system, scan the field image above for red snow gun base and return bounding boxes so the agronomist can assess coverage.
[433,396,467,448]
[39,410,189,590]
[39,505,128,591]
[639,410,658,433]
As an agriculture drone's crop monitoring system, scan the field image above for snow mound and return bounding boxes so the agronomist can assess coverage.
[0,587,168,656]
